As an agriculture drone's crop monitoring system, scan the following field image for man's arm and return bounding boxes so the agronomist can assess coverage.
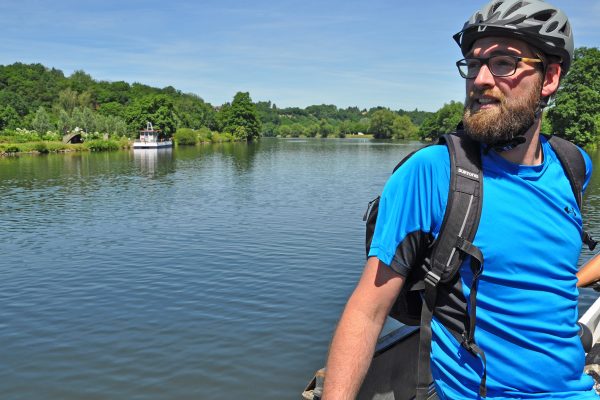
[577,253,600,288]
[321,257,405,400]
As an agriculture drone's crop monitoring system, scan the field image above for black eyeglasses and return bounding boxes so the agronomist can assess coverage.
[456,55,543,79]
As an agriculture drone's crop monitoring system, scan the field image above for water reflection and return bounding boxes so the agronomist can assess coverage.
[214,141,259,173]
[133,148,175,177]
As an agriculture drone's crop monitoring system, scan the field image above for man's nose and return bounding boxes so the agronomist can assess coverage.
[473,63,495,88]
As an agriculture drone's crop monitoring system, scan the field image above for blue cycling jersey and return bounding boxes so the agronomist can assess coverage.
[368,136,598,399]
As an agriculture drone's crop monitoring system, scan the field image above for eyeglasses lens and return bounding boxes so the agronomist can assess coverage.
[458,56,517,78]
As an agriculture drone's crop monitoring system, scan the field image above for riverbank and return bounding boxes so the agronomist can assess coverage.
[1,133,378,156]
[0,137,138,156]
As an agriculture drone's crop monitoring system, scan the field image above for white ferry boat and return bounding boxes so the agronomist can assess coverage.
[133,122,173,149]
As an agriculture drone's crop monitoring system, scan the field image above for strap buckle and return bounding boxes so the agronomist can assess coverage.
[461,332,477,355]
[424,270,441,288]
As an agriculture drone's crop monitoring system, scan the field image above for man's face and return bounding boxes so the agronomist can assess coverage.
[462,36,544,145]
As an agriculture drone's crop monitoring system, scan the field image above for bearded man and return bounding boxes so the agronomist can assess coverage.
[321,1,599,399]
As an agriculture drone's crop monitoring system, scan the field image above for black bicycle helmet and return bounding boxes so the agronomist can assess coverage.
[453,0,574,75]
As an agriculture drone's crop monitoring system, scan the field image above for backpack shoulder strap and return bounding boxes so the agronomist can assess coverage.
[428,132,483,282]
[545,134,596,250]
[417,131,489,399]
[545,134,585,208]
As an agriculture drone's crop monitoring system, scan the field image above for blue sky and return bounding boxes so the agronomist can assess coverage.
[1,0,599,111]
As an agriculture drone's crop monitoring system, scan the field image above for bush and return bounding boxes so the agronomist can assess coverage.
[116,136,131,149]
[197,127,212,143]
[46,142,73,152]
[84,139,120,152]
[210,131,234,143]
[34,142,49,154]
[1,144,20,153]
[174,128,197,145]
[1,128,40,143]
[41,131,62,141]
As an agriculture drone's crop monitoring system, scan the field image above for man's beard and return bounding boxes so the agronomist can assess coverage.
[462,78,542,145]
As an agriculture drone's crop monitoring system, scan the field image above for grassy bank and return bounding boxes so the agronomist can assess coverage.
[0,138,132,156]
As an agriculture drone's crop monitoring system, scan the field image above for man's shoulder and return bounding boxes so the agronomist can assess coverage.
[397,143,450,171]
[384,143,451,192]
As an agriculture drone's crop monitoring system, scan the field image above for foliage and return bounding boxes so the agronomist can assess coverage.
[0,105,20,130]
[125,94,177,136]
[547,47,600,146]
[368,109,395,139]
[0,140,77,154]
[210,131,234,143]
[174,128,198,145]
[41,131,62,141]
[174,93,217,130]
[84,139,120,151]
[541,110,553,134]
[0,62,225,140]
[319,121,335,138]
[368,109,418,139]
[57,88,91,113]
[1,143,21,153]
[418,101,464,140]
[278,125,293,137]
[197,127,213,142]
[32,106,53,134]
[222,92,261,142]
[34,142,49,153]
[0,61,442,143]
[392,115,419,139]
[255,102,428,139]
[0,128,40,143]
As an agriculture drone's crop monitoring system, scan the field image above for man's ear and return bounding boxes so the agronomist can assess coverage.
[541,63,561,97]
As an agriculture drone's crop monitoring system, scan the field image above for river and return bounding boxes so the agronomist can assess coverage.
[2,138,600,399]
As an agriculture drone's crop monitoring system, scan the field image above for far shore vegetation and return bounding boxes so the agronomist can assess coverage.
[1,47,598,156]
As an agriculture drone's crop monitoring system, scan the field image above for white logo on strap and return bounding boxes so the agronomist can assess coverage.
[457,168,479,180]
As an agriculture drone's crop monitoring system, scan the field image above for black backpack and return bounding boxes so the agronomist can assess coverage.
[364,131,596,399]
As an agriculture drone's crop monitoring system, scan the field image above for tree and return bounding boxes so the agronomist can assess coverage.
[175,93,216,130]
[98,101,126,118]
[125,94,177,136]
[290,123,305,137]
[0,105,20,130]
[223,92,261,142]
[318,119,334,138]
[547,47,600,146]
[418,101,464,140]
[57,88,80,114]
[69,70,94,93]
[368,109,397,139]
[32,106,52,135]
[392,115,419,139]
[57,109,71,134]
[278,125,293,137]
[305,123,319,138]
[81,107,96,133]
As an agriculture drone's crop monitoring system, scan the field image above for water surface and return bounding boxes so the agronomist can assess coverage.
[2,138,600,399]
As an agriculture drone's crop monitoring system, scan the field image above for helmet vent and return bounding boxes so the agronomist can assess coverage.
[546,21,559,33]
[559,22,571,36]
[530,10,555,22]
[505,2,525,18]
[490,1,503,17]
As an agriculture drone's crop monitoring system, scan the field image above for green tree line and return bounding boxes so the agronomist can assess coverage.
[1,46,597,148]
[0,62,432,144]
[0,63,261,143]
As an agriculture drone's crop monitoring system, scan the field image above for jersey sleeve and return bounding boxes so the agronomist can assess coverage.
[368,145,450,277]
